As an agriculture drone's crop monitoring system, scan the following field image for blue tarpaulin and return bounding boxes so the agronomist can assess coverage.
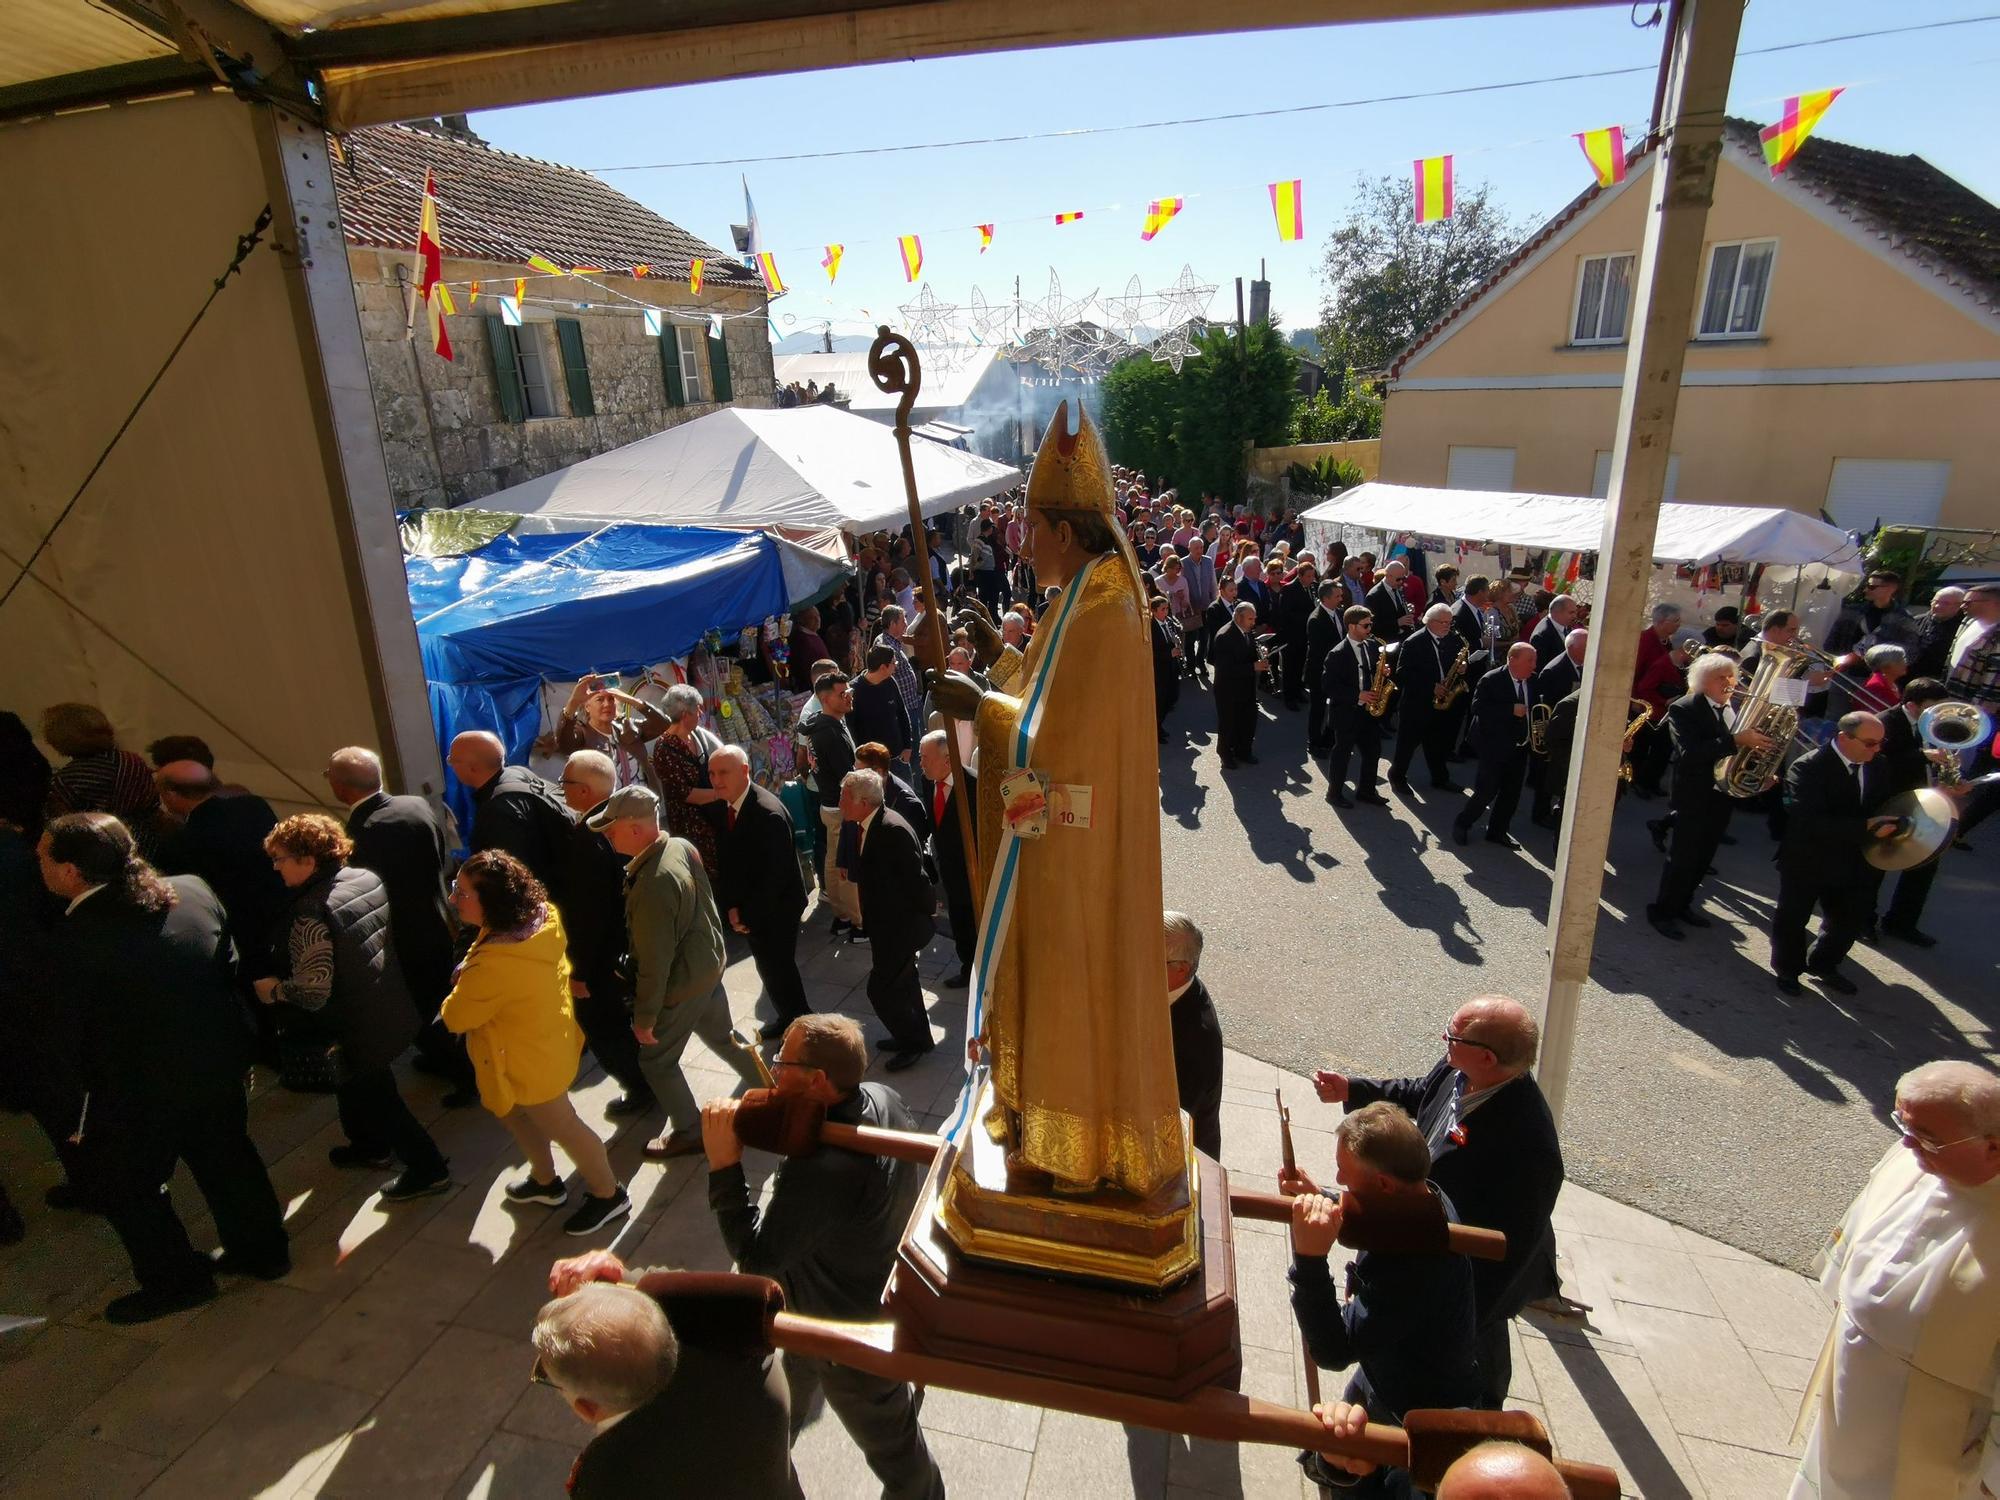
[410,523,798,826]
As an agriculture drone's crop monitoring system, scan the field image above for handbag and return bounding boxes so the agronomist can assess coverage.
[276,1021,351,1092]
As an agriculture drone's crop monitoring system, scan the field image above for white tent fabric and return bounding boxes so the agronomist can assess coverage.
[488,405,1021,538]
[1299,482,1863,568]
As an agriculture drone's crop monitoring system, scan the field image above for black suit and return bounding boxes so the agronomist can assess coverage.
[58,879,287,1292]
[562,808,647,1097]
[1305,607,1344,751]
[1201,595,1235,664]
[1275,579,1315,706]
[1529,655,1583,822]
[1389,630,1462,788]
[1170,977,1224,1160]
[469,766,575,909]
[1773,746,1893,979]
[1236,577,1271,622]
[1345,1062,1564,1408]
[1450,596,1488,661]
[716,786,810,1028]
[1528,614,1568,670]
[1651,693,1738,920]
[1321,635,1386,800]
[1365,581,1412,646]
[854,809,936,1053]
[1454,666,1533,840]
[1871,708,1942,935]
[155,793,286,974]
[925,774,978,973]
[1209,623,1262,765]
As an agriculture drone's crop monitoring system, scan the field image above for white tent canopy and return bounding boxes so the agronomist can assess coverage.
[1300,482,1863,569]
[489,405,1020,541]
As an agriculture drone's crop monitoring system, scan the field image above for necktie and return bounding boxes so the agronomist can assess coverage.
[933,782,947,827]
[726,803,737,832]
[1850,761,1862,797]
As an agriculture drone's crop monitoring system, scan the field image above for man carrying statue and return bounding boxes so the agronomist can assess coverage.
[927,402,1186,1207]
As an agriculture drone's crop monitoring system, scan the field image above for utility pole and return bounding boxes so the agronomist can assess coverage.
[1539,0,1746,1127]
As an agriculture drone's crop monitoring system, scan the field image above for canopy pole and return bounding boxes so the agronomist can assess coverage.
[1539,0,1743,1128]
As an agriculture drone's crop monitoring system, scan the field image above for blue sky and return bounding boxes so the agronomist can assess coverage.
[473,2,2000,348]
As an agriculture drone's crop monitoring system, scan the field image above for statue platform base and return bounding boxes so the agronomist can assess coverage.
[885,1131,1241,1401]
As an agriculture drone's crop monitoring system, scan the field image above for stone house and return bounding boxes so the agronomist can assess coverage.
[332,117,773,509]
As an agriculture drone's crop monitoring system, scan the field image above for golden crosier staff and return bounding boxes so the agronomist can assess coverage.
[868,327,982,911]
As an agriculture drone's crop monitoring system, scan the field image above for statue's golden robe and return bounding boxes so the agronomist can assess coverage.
[974,555,1183,1198]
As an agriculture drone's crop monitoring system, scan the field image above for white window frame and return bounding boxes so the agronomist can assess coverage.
[1569,252,1636,346]
[1695,238,1779,340]
[514,323,558,418]
[676,326,707,404]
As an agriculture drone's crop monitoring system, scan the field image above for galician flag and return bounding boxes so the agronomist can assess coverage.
[1759,89,1843,176]
[1268,180,1303,242]
[1413,155,1454,223]
[1575,126,1627,188]
[898,234,923,282]
[822,244,844,283]
[415,169,452,361]
[1141,198,1183,242]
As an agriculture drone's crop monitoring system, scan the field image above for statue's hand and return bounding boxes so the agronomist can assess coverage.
[926,668,985,722]
[955,610,1003,669]
[953,590,995,628]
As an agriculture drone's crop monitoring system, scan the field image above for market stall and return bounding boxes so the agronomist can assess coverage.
[1300,482,1865,633]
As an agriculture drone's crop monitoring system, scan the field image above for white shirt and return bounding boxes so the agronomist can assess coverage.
[727,785,751,820]
[65,883,106,916]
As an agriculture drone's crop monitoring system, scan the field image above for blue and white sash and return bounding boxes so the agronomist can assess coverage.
[941,555,1112,1141]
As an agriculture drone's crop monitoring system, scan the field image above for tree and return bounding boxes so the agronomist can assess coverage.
[1316,172,1518,374]
[1290,379,1383,444]
[1099,357,1181,486]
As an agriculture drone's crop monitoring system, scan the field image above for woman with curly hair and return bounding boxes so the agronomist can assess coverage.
[252,814,449,1202]
[41,703,161,855]
[441,850,628,1235]
[647,684,724,875]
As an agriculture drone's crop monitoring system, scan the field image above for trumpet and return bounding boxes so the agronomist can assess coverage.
[1529,701,1552,755]
[1434,641,1471,710]
[1618,699,1653,784]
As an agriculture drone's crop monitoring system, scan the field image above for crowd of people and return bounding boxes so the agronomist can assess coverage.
[4,471,1997,1494]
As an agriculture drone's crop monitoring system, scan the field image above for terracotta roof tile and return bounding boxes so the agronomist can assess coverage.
[331,122,757,287]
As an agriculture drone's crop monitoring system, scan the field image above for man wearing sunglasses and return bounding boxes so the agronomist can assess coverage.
[1793,1060,2000,1500]
[1771,710,1901,997]
[1310,995,1563,1410]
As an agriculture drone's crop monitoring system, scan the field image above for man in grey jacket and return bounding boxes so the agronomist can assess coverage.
[591,787,762,1159]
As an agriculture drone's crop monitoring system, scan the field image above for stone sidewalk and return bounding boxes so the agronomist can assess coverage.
[0,918,1827,1498]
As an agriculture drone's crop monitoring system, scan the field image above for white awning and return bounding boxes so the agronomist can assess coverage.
[1299,482,1863,568]
[482,403,1021,538]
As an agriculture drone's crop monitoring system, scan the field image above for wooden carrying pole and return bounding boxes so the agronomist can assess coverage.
[868,327,984,914]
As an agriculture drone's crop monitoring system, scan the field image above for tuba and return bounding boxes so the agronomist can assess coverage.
[1434,641,1471,709]
[1917,701,1993,788]
[1716,640,1816,798]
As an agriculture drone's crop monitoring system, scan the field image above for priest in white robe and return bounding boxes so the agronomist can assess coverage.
[1792,1059,2000,1499]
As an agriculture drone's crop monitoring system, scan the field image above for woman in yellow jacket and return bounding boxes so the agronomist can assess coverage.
[442,850,630,1236]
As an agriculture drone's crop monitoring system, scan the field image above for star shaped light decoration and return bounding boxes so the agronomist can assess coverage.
[1155,263,1217,330]
[1096,275,1154,347]
[964,286,1015,347]
[896,283,967,372]
[1014,270,1110,378]
[1150,321,1202,373]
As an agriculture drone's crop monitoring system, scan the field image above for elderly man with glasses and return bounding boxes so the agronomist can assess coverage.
[1311,994,1564,1409]
[1791,1060,2000,1500]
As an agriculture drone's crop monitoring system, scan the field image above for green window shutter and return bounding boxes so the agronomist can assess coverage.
[485,315,525,423]
[659,330,685,406]
[707,330,733,404]
[555,318,595,416]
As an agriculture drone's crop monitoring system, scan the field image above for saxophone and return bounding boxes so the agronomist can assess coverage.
[1366,647,1396,718]
[1434,641,1471,709]
[1715,640,1815,797]
[1617,699,1653,784]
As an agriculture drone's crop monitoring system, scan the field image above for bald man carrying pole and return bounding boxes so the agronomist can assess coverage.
[1314,996,1564,1409]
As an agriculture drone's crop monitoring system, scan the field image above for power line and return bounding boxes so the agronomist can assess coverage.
[584,15,2000,173]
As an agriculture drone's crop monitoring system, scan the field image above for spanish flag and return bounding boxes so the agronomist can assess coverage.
[755,252,785,295]
[526,253,563,276]
[1413,155,1454,224]
[898,234,923,283]
[415,169,452,361]
[1055,211,1084,226]
[469,280,480,304]
[1268,180,1303,242]
[1759,89,1842,177]
[1575,126,1627,188]
[632,264,650,278]
[822,244,844,283]
[1141,198,1183,242]
[514,277,525,303]
[689,258,704,295]
[978,224,994,254]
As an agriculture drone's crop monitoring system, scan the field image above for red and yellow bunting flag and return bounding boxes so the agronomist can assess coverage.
[1141,198,1183,242]
[468,280,481,304]
[632,263,650,278]
[822,244,844,283]
[755,252,785,295]
[898,234,923,282]
[435,283,456,315]
[415,169,452,361]
[689,258,704,295]
[1268,180,1303,242]
[514,277,525,303]
[1055,211,1084,226]
[1413,155,1455,223]
[977,224,994,253]
[1759,88,1843,177]
[526,253,562,276]
[571,265,604,275]
[1575,126,1627,188]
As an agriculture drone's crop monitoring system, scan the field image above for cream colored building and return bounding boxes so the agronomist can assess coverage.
[1380,119,2000,534]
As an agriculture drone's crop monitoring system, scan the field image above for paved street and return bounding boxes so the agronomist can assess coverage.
[1159,675,1996,1273]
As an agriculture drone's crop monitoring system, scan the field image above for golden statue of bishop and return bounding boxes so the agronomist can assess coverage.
[927,402,1191,1285]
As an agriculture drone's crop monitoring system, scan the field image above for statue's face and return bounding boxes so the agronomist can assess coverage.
[1026,509,1087,587]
